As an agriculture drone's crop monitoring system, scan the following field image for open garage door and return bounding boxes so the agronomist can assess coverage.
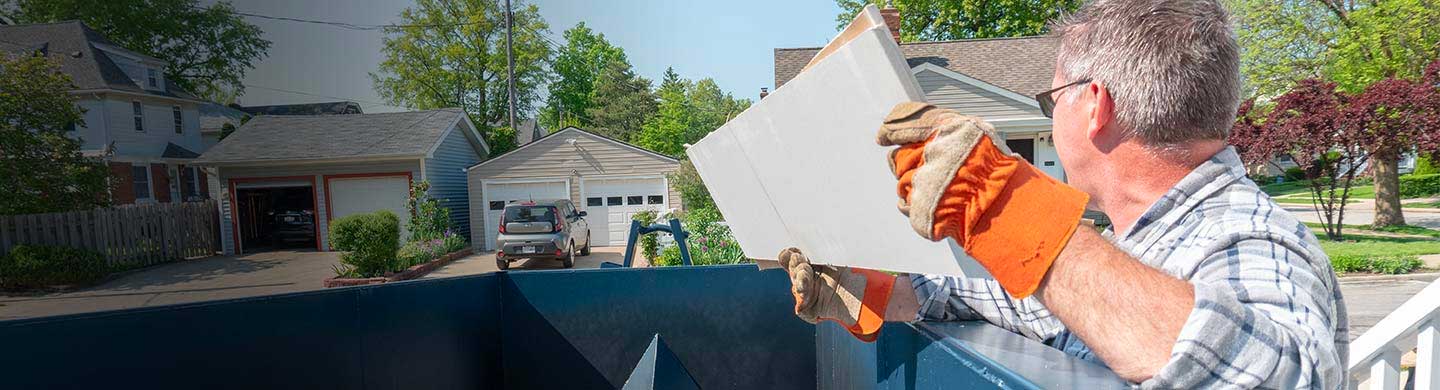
[327,175,412,241]
[581,177,667,247]
[482,180,569,250]
[231,178,318,254]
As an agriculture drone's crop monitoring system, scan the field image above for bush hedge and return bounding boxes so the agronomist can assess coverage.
[1400,174,1440,198]
[1414,155,1438,176]
[1331,254,1424,275]
[0,245,108,289]
[329,210,400,278]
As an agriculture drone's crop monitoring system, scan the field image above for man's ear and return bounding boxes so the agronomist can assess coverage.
[1086,82,1114,141]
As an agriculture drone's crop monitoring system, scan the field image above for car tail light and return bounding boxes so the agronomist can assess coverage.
[498,221,506,234]
[555,249,564,257]
[553,207,564,233]
[497,251,505,258]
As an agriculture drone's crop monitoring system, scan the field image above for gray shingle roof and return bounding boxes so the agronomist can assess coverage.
[774,36,1058,97]
[199,102,247,131]
[161,142,200,159]
[0,21,199,100]
[196,108,467,164]
[239,101,363,116]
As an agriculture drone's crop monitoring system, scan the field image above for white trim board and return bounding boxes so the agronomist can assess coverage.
[911,63,1041,108]
[465,127,678,172]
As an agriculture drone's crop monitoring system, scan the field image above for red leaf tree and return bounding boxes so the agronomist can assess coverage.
[1344,60,1440,227]
[1231,79,1368,240]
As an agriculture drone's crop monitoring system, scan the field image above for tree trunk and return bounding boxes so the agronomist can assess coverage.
[1372,147,1407,227]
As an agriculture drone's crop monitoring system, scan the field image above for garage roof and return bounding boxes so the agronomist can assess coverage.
[197,108,485,164]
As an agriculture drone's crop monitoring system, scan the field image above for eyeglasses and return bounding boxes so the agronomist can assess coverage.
[1035,79,1092,118]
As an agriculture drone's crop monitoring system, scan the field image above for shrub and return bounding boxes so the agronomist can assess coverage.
[653,245,683,267]
[330,210,400,277]
[1330,254,1424,274]
[1283,167,1306,182]
[1329,255,1368,274]
[1415,155,1438,176]
[1400,174,1440,198]
[0,245,107,289]
[397,230,468,268]
[668,160,716,211]
[632,210,660,261]
[406,180,453,242]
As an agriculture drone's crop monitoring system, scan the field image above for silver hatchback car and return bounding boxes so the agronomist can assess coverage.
[494,199,591,270]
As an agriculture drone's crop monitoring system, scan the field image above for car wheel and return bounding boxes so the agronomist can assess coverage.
[580,232,592,256]
[496,257,509,271]
[562,242,575,268]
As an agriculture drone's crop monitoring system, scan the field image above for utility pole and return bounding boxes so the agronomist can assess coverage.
[504,0,517,133]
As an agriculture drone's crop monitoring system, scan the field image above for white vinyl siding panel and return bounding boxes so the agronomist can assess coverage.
[916,69,1042,120]
[467,128,681,251]
[425,126,486,241]
[102,97,202,159]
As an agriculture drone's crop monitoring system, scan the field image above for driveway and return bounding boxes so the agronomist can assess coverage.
[1339,274,1439,340]
[0,250,341,321]
[423,246,637,279]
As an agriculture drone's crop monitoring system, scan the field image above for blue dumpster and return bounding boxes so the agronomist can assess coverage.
[0,265,1124,389]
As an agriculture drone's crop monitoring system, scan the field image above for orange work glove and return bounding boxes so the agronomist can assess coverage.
[778,247,895,342]
[876,102,1089,298]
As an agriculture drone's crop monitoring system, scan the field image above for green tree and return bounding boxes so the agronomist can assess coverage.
[6,0,271,101]
[834,0,1082,42]
[634,68,693,156]
[685,78,750,143]
[370,0,552,157]
[539,23,626,130]
[1324,0,1440,93]
[585,57,655,141]
[1224,0,1342,99]
[0,54,110,215]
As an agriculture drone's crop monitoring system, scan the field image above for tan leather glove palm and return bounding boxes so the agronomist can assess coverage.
[778,247,893,342]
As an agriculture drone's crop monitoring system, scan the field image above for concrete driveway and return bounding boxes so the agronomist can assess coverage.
[423,246,637,279]
[0,250,341,321]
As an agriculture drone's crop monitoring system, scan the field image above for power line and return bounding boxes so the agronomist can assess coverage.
[187,4,490,31]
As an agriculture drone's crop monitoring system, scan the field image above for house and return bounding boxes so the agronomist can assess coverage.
[195,108,489,255]
[238,101,363,116]
[466,126,681,251]
[774,27,1066,181]
[0,21,210,204]
[199,102,248,150]
[515,119,545,145]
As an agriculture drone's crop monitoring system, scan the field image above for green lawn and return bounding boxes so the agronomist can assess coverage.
[1261,180,1374,203]
[1318,235,1440,259]
[1304,222,1440,238]
[1405,201,1440,209]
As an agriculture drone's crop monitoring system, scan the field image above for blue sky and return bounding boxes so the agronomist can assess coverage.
[222,0,843,113]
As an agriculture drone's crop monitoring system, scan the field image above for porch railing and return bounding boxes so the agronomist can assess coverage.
[1349,277,1440,389]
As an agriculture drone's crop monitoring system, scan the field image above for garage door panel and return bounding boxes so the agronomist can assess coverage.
[482,180,568,250]
[581,178,666,247]
[328,176,411,240]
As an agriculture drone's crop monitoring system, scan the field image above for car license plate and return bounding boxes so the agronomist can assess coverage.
[520,246,536,254]
[284,216,296,223]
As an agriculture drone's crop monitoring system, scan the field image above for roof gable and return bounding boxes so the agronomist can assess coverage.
[197,109,469,164]
[467,126,678,172]
[774,35,1058,97]
[0,21,198,101]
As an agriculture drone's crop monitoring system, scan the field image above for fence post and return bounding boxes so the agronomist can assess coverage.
[1372,347,1402,390]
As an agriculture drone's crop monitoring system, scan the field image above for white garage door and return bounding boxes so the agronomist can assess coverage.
[483,180,569,250]
[328,175,411,241]
[581,177,667,247]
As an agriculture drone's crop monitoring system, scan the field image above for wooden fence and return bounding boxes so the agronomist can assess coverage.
[0,200,219,267]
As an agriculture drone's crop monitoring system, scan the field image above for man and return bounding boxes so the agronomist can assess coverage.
[778,0,1348,388]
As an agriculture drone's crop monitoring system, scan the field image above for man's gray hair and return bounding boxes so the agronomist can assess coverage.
[1052,0,1240,146]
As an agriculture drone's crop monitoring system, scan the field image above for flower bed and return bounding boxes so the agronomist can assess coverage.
[323,247,473,288]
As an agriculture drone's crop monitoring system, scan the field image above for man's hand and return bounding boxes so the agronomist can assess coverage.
[877,102,1089,298]
[778,247,894,342]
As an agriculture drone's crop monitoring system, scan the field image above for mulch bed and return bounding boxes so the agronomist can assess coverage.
[323,248,474,288]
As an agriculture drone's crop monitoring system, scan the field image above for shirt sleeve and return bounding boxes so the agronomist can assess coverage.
[908,273,1065,342]
[1142,235,1346,389]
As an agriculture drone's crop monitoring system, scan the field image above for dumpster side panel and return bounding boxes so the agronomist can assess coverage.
[358,274,503,389]
[501,265,816,390]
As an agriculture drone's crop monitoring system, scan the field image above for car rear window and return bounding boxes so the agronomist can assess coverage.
[504,206,556,223]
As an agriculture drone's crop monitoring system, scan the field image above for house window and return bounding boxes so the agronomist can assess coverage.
[172,106,183,134]
[132,166,152,200]
[606,196,622,206]
[132,101,144,132]
[182,167,201,198]
[647,195,663,205]
[489,201,505,210]
[626,196,643,205]
[586,197,602,207]
[146,68,158,88]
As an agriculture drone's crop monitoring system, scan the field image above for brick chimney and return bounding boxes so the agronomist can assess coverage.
[760,87,769,99]
[880,2,901,42]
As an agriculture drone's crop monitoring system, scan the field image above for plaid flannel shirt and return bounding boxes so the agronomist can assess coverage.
[910,147,1348,389]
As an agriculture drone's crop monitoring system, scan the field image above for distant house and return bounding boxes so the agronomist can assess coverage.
[195,109,489,255]
[199,102,248,150]
[515,119,545,146]
[775,32,1066,181]
[0,21,210,204]
[238,101,363,116]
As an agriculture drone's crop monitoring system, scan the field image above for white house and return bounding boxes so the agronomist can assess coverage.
[0,21,210,204]
[775,34,1066,181]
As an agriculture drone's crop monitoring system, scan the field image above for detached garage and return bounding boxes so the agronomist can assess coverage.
[195,108,489,255]
[467,127,681,251]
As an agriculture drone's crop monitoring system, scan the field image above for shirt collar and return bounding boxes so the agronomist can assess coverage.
[1111,146,1248,250]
